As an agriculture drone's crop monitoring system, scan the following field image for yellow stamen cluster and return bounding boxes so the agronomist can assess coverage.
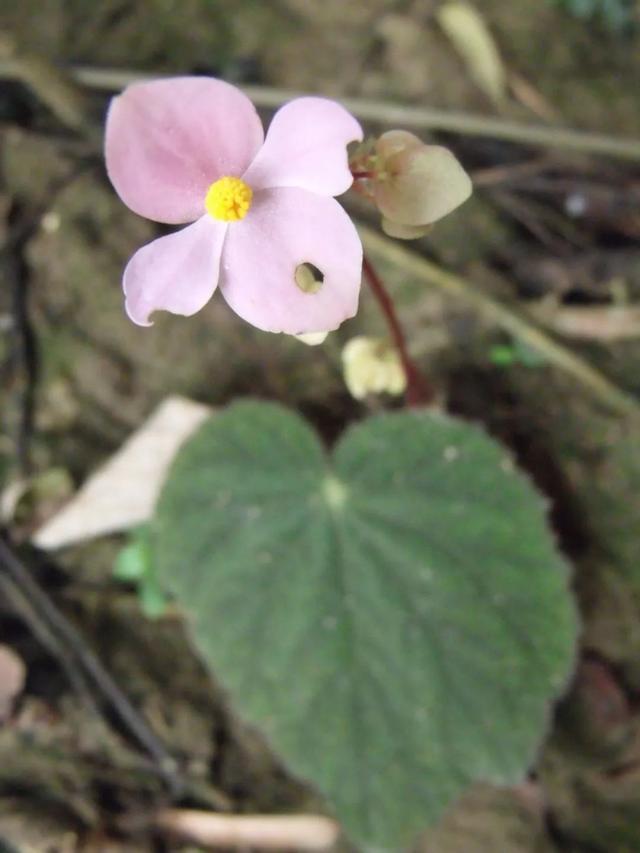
[205,176,253,222]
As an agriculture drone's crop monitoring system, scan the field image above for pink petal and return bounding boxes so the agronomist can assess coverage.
[106,77,264,224]
[124,216,226,326]
[242,98,362,196]
[220,188,362,334]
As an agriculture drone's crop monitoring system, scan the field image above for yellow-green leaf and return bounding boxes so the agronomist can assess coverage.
[437,1,507,106]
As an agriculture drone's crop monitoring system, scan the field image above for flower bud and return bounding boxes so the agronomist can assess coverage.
[351,131,472,239]
[341,336,406,400]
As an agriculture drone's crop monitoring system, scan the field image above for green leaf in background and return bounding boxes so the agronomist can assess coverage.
[489,340,548,369]
[153,402,578,849]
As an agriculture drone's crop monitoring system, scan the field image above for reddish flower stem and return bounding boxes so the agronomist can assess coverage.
[362,255,434,407]
[351,170,374,180]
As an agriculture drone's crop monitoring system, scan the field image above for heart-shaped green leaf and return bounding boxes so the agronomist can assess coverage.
[154,402,577,848]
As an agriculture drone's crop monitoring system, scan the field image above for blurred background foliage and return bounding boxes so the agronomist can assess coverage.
[551,0,636,30]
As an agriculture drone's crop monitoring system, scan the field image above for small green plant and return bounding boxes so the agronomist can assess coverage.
[489,340,548,368]
[114,527,167,619]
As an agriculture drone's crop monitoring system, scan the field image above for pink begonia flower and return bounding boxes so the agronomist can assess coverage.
[105,77,364,334]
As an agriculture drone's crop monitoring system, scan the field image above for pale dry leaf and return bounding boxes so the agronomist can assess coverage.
[33,397,211,550]
[156,810,339,851]
[436,1,507,106]
[0,644,26,721]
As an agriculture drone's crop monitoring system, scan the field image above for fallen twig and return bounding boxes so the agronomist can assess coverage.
[0,46,639,161]
[155,809,340,851]
[71,66,640,162]
[359,225,640,418]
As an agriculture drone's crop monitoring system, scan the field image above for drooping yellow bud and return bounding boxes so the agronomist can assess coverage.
[341,336,406,400]
[205,177,253,222]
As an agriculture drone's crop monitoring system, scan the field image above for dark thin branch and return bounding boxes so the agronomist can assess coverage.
[60,66,640,162]
[362,256,434,407]
[1,164,94,474]
[0,568,101,716]
[1,42,639,160]
[0,535,183,796]
[6,210,39,475]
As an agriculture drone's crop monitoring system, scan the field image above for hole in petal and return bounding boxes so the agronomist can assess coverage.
[295,262,324,294]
